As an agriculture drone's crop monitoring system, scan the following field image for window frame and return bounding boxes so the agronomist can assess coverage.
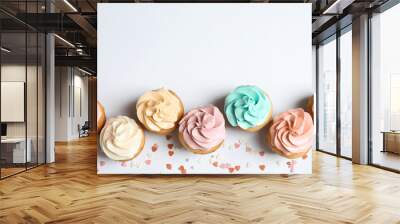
[316,24,353,161]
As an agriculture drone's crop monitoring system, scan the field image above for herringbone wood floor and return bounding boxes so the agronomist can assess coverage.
[1,136,400,224]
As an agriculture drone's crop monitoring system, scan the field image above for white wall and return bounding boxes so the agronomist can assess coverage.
[1,65,42,137]
[55,67,89,141]
[55,67,70,141]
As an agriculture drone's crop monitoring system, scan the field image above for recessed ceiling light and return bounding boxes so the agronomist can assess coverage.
[54,34,75,48]
[78,67,93,76]
[323,0,354,15]
[63,0,78,12]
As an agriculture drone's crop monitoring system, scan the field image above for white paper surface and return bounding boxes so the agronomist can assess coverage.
[98,3,313,174]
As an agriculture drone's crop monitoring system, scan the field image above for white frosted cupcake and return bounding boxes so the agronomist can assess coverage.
[100,116,145,161]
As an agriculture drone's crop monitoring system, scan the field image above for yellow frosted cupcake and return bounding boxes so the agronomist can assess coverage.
[136,88,184,135]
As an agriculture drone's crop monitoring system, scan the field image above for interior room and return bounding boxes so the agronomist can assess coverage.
[0,0,400,223]
[0,25,46,178]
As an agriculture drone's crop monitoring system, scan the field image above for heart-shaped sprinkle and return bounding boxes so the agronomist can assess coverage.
[234,142,240,149]
[259,164,266,171]
[167,144,174,149]
[151,144,158,152]
[287,160,297,172]
[228,167,235,173]
[168,151,174,156]
[212,161,218,167]
[145,160,151,165]
[166,164,172,170]
[259,151,265,156]
[166,135,172,140]
[178,165,186,174]
[235,165,240,171]
[302,154,308,160]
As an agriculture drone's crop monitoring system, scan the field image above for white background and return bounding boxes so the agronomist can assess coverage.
[98,4,313,174]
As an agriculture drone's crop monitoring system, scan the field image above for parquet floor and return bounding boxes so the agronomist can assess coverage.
[1,136,400,224]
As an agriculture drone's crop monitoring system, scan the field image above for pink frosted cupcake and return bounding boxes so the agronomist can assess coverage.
[267,108,314,159]
[178,105,226,154]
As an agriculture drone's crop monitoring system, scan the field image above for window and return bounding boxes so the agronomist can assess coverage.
[340,29,352,158]
[370,3,400,171]
[0,1,47,179]
[317,26,353,159]
[317,37,337,155]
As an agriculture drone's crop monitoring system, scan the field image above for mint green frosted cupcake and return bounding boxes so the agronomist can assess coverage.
[224,85,273,132]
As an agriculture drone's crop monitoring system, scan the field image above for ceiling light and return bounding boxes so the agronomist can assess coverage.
[78,67,93,76]
[63,0,78,12]
[1,47,11,53]
[54,34,75,48]
[323,0,355,15]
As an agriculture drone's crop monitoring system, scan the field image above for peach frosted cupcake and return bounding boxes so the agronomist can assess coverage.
[267,108,314,159]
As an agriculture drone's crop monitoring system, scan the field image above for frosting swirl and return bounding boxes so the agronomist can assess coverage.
[136,88,183,132]
[268,108,313,158]
[224,85,271,129]
[179,105,225,150]
[100,116,144,161]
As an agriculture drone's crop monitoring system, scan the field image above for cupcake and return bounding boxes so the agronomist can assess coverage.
[306,95,314,120]
[100,116,145,161]
[178,105,225,154]
[136,88,184,135]
[97,101,106,134]
[224,85,272,132]
[267,108,313,159]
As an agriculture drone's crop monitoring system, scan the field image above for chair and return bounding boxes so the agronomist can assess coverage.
[79,121,90,138]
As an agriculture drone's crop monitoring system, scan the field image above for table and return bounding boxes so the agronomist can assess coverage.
[381,131,400,154]
[1,138,31,163]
